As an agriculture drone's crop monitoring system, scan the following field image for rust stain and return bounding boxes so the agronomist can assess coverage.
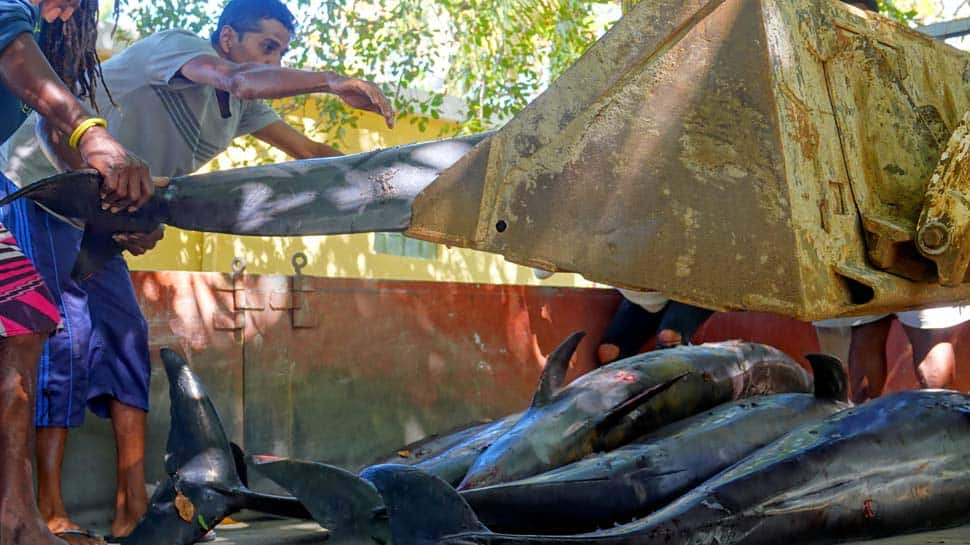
[780,84,819,161]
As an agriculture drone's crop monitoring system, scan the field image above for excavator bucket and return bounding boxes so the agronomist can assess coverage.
[407,0,970,320]
[7,0,970,320]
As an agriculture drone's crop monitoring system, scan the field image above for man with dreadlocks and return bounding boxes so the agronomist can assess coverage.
[0,0,394,540]
[0,0,154,544]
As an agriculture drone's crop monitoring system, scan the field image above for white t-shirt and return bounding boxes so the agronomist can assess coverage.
[0,29,281,186]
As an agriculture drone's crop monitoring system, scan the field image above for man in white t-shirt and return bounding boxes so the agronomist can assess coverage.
[0,0,394,539]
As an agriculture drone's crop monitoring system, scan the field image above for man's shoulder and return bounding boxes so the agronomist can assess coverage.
[131,29,210,50]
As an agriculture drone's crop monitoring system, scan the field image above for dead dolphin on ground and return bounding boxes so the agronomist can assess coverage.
[459,353,849,534]
[369,389,970,545]
[248,346,816,542]
[118,349,312,545]
[457,335,812,489]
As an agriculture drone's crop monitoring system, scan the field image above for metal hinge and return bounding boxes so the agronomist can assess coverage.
[213,257,263,331]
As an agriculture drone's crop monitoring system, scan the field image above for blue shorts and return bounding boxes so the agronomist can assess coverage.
[0,178,150,427]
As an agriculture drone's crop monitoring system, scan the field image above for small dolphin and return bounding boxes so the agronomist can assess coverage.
[119,349,311,545]
[460,354,849,533]
[458,335,812,489]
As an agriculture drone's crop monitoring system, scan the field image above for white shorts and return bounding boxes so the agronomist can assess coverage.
[813,314,889,329]
[617,288,669,313]
[896,305,970,330]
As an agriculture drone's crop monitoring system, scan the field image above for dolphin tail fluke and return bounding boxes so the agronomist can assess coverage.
[362,464,490,545]
[236,489,313,520]
[159,348,241,484]
[530,331,586,408]
[805,353,849,402]
[252,456,390,545]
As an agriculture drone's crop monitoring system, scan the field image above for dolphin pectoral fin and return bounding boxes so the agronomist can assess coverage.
[593,372,692,438]
[530,331,586,408]
[252,457,390,545]
[805,353,849,402]
[362,464,491,545]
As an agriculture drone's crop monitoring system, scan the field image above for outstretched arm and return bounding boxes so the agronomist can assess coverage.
[0,33,152,211]
[179,55,395,128]
[252,120,342,159]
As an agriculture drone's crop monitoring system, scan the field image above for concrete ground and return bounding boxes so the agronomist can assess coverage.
[80,515,970,544]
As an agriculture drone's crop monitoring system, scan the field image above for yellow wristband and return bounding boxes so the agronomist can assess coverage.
[68,117,107,149]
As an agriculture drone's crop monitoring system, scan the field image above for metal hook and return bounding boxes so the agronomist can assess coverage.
[291,252,308,275]
[231,257,247,278]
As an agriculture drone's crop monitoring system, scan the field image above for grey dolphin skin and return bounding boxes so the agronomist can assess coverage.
[461,354,849,534]
[0,132,490,276]
[120,349,310,545]
[368,389,970,545]
[0,133,492,237]
[406,413,522,486]
[458,337,812,489]
[369,419,499,468]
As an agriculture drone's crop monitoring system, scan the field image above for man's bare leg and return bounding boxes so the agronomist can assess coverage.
[36,429,100,545]
[0,333,67,545]
[36,427,71,531]
[847,317,893,403]
[903,326,957,389]
[109,400,147,538]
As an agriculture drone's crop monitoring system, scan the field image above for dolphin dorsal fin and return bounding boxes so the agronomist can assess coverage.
[530,331,586,408]
[805,353,849,402]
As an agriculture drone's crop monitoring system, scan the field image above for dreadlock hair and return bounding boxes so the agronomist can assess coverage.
[39,0,119,112]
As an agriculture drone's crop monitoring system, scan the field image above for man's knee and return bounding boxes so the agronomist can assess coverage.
[656,329,684,349]
[597,343,621,365]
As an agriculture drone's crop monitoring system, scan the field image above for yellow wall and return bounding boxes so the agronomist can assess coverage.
[125,97,596,288]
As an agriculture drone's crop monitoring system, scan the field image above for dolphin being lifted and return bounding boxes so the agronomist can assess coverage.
[368,389,970,545]
[0,133,490,276]
[457,334,812,489]
[119,349,311,545]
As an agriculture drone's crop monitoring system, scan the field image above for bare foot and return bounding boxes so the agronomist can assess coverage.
[109,491,147,539]
[0,502,70,545]
[44,516,103,545]
[51,530,105,545]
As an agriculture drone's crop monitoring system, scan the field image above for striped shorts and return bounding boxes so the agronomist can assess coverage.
[0,222,60,337]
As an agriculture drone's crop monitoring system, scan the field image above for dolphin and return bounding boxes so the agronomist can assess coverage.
[457,337,812,489]
[460,354,849,534]
[118,349,311,545]
[368,418,500,468]
[0,133,491,277]
[364,329,576,485]
[368,389,970,545]
[251,349,826,543]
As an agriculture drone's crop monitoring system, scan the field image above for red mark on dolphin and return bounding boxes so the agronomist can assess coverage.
[614,371,637,383]
[863,499,875,519]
